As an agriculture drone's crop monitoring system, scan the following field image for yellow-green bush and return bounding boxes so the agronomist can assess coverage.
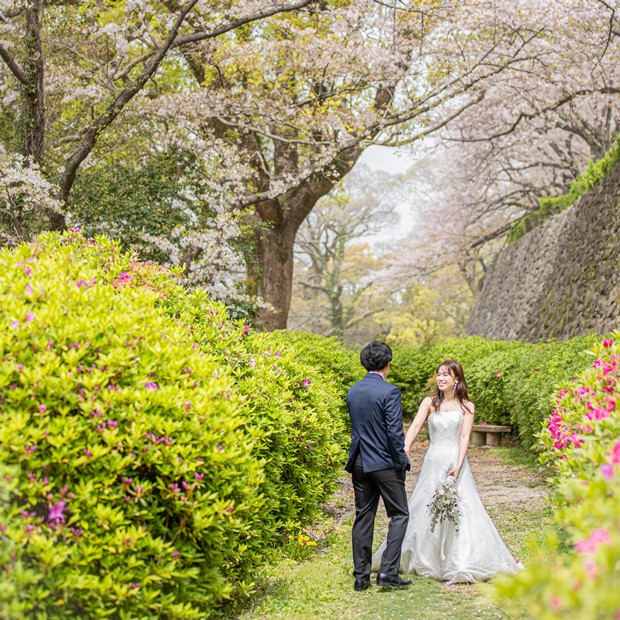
[0,231,354,618]
[494,335,620,619]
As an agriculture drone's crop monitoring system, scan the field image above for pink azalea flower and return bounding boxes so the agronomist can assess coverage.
[48,500,67,523]
[38,404,47,413]
[601,464,614,481]
[144,382,158,390]
[602,338,614,348]
[608,441,620,464]
[303,378,311,387]
[24,311,35,323]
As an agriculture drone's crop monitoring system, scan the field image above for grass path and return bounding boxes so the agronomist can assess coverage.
[237,444,550,620]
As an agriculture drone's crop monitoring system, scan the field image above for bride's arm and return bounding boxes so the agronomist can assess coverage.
[447,402,476,479]
[404,397,432,454]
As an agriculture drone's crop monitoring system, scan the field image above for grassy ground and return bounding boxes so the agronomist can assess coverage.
[235,445,551,620]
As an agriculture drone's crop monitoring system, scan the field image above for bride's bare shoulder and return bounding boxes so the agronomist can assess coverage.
[463,399,476,414]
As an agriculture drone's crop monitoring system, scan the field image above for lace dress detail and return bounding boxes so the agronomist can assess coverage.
[372,409,522,583]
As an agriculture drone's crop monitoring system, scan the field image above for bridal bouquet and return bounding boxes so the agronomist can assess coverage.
[427,467,461,533]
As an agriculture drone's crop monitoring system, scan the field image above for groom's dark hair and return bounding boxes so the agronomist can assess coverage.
[360,341,392,371]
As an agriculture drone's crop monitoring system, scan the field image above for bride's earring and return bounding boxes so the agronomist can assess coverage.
[453,381,458,396]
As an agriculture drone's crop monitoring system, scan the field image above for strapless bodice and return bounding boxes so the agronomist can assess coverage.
[428,409,463,448]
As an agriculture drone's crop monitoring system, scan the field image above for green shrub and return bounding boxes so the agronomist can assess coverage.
[391,335,601,446]
[0,231,353,618]
[494,335,620,618]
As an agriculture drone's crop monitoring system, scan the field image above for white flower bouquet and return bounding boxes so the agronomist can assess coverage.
[427,466,461,533]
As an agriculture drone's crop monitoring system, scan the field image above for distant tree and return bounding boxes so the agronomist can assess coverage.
[289,163,396,343]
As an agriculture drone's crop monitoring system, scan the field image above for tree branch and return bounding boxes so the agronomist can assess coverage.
[113,0,317,81]
[0,44,29,85]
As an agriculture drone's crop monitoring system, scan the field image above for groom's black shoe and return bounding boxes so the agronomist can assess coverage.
[354,578,371,591]
[376,573,412,588]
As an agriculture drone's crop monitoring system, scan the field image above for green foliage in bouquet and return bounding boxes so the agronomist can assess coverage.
[0,231,353,618]
[494,335,620,619]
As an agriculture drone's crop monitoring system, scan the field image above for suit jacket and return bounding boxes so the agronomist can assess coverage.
[345,372,410,474]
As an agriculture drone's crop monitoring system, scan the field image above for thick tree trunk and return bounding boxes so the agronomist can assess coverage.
[254,215,299,331]
[253,147,363,330]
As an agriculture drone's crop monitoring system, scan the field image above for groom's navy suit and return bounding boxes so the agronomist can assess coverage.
[346,372,410,581]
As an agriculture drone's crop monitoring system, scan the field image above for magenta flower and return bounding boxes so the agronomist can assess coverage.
[144,382,159,390]
[194,472,204,481]
[608,441,620,464]
[10,320,19,329]
[130,583,140,590]
[601,464,614,481]
[173,549,180,558]
[107,420,118,429]
[83,448,92,457]
[494,371,501,376]
[38,404,47,413]
[117,272,133,283]
[24,311,35,323]
[243,324,249,335]
[183,401,191,409]
[303,378,311,387]
[25,444,37,454]
[48,500,67,523]
[602,338,614,348]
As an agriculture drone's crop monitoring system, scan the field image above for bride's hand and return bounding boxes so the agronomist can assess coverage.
[447,466,460,479]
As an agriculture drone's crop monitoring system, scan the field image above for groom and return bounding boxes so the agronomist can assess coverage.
[345,341,411,591]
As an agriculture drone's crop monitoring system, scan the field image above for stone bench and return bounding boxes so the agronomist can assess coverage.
[470,425,512,447]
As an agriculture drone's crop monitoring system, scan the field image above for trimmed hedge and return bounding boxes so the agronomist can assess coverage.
[390,335,601,447]
[495,335,620,618]
[0,231,356,619]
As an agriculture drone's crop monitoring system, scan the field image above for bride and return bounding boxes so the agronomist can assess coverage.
[372,359,522,584]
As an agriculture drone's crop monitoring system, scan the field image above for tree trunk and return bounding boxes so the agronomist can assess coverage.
[23,0,45,165]
[253,146,364,330]
[254,214,299,331]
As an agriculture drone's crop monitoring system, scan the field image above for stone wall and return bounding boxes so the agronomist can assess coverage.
[467,160,620,342]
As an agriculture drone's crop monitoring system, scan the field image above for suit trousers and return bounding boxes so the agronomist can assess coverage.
[351,453,409,579]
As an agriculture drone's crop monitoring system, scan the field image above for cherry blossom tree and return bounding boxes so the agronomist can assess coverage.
[2,0,620,329]
[0,0,316,233]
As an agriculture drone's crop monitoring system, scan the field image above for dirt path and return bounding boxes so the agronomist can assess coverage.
[240,444,549,620]
[328,440,548,530]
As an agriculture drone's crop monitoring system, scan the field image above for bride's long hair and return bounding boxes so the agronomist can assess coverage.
[431,359,473,414]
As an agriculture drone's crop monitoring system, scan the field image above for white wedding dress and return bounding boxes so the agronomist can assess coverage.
[372,409,522,584]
